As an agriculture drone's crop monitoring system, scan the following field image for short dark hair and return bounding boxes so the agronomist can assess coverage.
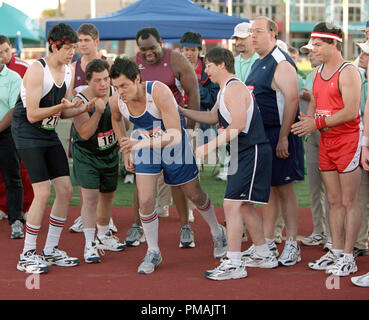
[48,23,79,53]
[77,23,99,40]
[180,31,202,50]
[136,27,161,45]
[85,59,110,81]
[205,47,235,74]
[312,22,343,51]
[0,35,11,46]
[110,58,141,82]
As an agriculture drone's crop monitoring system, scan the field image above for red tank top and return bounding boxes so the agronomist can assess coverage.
[136,48,184,106]
[313,62,360,137]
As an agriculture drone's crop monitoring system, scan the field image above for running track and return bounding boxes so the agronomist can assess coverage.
[0,207,368,301]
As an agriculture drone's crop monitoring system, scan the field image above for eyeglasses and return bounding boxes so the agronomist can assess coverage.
[251,28,267,35]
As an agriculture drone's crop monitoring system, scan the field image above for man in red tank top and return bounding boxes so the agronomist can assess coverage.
[125,27,200,249]
[292,23,362,277]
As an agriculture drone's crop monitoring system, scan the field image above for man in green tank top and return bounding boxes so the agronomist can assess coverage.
[71,59,127,264]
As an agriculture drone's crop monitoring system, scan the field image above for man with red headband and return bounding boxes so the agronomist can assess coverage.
[291,22,362,277]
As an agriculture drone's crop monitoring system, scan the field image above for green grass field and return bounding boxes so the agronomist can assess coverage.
[48,165,311,208]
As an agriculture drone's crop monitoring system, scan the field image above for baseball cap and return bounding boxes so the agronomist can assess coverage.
[232,22,252,39]
[356,40,369,54]
[300,39,314,54]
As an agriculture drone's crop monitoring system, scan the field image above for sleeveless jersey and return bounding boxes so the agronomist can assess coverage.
[313,62,361,138]
[12,58,72,148]
[72,86,117,156]
[136,49,184,106]
[217,78,269,152]
[74,55,107,93]
[245,45,298,128]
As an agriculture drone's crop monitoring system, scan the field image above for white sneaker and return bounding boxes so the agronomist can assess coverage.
[242,251,278,269]
[301,233,327,246]
[96,231,126,251]
[41,246,80,267]
[351,272,369,287]
[156,205,169,218]
[109,218,118,233]
[124,173,135,184]
[84,241,101,264]
[278,239,301,266]
[323,239,332,251]
[17,250,49,274]
[205,258,247,281]
[212,225,227,259]
[308,250,338,271]
[216,170,227,181]
[327,255,357,277]
[0,210,7,220]
[188,209,195,222]
[69,216,83,233]
[242,240,279,259]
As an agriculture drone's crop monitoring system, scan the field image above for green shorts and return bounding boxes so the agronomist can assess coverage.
[71,144,119,193]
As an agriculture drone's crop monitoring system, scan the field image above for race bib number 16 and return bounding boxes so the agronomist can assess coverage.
[97,129,117,150]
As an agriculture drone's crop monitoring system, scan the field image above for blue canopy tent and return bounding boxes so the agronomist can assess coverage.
[45,0,249,41]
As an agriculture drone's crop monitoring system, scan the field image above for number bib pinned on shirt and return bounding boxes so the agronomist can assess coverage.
[97,129,117,150]
[41,112,61,130]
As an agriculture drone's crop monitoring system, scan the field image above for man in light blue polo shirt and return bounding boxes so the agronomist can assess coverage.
[232,22,259,83]
[0,59,23,238]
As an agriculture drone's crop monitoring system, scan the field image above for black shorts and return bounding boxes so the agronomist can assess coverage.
[17,144,70,184]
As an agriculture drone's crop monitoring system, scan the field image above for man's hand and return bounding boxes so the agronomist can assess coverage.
[61,98,82,110]
[291,112,317,137]
[276,136,289,159]
[94,98,106,115]
[120,136,140,153]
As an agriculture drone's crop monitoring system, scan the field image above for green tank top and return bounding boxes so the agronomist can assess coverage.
[72,87,117,156]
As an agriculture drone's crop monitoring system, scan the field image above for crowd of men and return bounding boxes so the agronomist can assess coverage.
[0,17,368,287]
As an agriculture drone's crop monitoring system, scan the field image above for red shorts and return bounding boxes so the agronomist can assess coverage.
[319,131,361,173]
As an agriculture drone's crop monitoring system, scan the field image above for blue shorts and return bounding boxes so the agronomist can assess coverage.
[266,127,304,186]
[225,143,272,204]
[134,140,199,186]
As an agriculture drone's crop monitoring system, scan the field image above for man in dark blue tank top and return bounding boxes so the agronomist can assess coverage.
[245,17,304,267]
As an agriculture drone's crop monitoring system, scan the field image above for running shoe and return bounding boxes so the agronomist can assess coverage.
[17,250,49,274]
[308,250,338,271]
[242,240,279,259]
[156,205,169,218]
[212,225,227,259]
[0,210,7,220]
[125,223,145,247]
[179,224,195,248]
[205,258,247,281]
[351,272,369,287]
[69,216,83,233]
[301,233,327,246]
[278,240,301,266]
[327,255,357,277]
[138,250,162,274]
[109,218,118,233]
[242,251,278,269]
[11,220,24,239]
[84,241,101,264]
[41,246,80,267]
[96,230,126,251]
[323,239,332,251]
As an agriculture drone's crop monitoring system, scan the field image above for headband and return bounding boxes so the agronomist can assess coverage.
[310,32,342,42]
[49,39,73,46]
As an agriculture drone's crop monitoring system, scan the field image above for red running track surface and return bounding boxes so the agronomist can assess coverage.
[0,207,368,300]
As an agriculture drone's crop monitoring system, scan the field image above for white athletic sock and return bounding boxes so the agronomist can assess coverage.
[255,243,270,258]
[197,196,221,237]
[139,210,159,253]
[43,214,66,255]
[265,238,275,245]
[97,224,109,239]
[23,223,40,254]
[84,228,96,246]
[227,251,242,267]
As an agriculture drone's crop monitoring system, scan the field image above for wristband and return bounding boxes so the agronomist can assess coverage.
[315,117,327,130]
[362,136,369,147]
